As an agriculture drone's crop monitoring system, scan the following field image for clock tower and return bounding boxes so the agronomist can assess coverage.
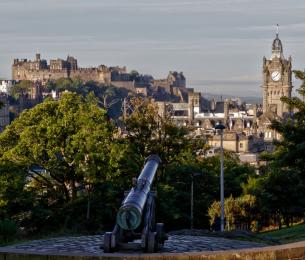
[262,26,292,117]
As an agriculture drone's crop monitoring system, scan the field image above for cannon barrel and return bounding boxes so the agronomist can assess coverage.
[116,155,161,230]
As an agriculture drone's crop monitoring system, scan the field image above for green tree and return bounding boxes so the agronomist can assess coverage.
[208,194,258,231]
[255,69,305,229]
[264,70,305,178]
[294,69,305,98]
[54,77,73,91]
[0,161,29,218]
[129,70,139,81]
[259,170,305,228]
[10,80,32,99]
[123,97,207,175]
[158,161,219,229]
[0,93,117,203]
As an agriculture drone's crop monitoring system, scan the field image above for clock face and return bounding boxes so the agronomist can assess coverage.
[271,71,281,81]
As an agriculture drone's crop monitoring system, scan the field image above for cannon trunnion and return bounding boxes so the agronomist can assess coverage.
[103,155,167,253]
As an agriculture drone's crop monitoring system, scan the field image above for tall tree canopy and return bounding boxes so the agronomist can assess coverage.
[122,97,207,173]
[246,70,305,229]
[0,93,119,202]
[268,70,305,174]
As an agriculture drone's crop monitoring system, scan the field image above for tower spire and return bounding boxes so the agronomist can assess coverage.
[271,24,283,59]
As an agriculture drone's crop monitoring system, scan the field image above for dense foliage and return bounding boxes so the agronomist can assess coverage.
[0,89,258,241]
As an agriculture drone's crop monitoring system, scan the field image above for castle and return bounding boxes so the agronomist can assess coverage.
[12,53,189,100]
[12,53,135,90]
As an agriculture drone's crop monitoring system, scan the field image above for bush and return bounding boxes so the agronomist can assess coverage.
[208,195,258,231]
[0,219,17,243]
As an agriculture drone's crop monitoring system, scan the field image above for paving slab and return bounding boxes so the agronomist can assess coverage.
[0,235,266,256]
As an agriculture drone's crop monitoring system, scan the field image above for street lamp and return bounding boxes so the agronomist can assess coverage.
[191,172,202,230]
[215,123,225,232]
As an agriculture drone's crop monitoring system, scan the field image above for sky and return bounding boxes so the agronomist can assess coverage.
[0,0,305,97]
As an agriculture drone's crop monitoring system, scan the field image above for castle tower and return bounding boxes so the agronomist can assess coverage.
[262,25,292,117]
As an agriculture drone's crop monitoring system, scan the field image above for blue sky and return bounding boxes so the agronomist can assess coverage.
[0,0,305,96]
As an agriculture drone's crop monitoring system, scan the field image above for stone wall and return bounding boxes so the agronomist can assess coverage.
[111,81,135,91]
[3,241,305,259]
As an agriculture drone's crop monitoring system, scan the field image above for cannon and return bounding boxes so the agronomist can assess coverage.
[103,155,167,253]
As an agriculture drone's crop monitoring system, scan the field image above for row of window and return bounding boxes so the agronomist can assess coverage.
[268,91,282,96]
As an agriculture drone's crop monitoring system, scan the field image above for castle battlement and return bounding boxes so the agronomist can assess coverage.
[12,53,131,87]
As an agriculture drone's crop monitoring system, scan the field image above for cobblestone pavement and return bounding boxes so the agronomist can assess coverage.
[0,235,266,255]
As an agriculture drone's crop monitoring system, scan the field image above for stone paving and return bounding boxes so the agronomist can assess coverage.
[0,235,266,255]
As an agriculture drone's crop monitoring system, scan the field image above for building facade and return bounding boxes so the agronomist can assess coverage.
[0,80,15,94]
[262,29,292,117]
[12,53,135,90]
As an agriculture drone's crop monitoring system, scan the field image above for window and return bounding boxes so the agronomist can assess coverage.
[239,143,243,148]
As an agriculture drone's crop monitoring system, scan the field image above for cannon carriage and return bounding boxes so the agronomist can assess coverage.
[103,155,167,253]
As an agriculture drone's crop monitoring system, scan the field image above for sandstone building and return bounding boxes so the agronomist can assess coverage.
[262,28,292,117]
[12,53,135,90]
[152,71,187,99]
[0,80,14,94]
[258,28,292,140]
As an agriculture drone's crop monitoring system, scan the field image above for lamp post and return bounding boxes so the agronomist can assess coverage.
[215,123,225,232]
[191,172,202,230]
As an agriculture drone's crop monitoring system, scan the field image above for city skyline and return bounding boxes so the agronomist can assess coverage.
[1,0,305,97]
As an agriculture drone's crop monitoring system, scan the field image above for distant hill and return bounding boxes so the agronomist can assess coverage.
[203,92,262,105]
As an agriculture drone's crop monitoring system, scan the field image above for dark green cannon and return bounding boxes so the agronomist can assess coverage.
[103,155,167,253]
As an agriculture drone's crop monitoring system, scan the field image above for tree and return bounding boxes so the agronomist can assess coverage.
[9,80,32,99]
[208,194,258,231]
[129,70,139,81]
[255,69,305,229]
[268,70,305,175]
[122,97,207,175]
[0,161,29,219]
[0,93,117,203]
[54,78,73,91]
[222,152,256,197]
[294,70,305,98]
[259,169,305,228]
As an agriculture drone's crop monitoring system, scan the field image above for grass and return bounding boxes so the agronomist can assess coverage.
[258,223,305,244]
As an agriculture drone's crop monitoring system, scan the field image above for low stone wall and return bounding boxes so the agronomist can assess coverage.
[1,241,305,260]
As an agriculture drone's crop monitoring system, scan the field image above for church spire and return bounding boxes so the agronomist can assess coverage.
[271,24,283,59]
